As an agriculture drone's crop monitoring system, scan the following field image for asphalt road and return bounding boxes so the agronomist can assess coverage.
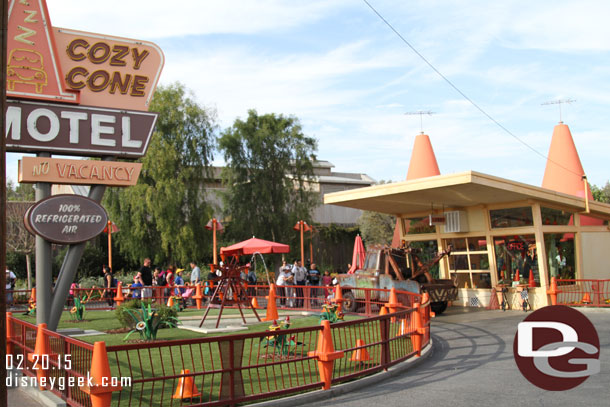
[308,307,610,407]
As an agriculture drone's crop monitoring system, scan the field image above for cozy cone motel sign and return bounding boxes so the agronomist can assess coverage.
[5,0,163,239]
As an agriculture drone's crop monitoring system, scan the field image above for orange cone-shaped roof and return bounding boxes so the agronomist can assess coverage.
[406,134,441,181]
[542,123,602,226]
[392,133,441,247]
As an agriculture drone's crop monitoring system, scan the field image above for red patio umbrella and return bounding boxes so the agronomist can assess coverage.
[348,235,366,274]
[220,237,290,256]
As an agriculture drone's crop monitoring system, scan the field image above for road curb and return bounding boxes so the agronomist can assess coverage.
[250,339,434,407]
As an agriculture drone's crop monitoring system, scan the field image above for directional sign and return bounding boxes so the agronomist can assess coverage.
[5,99,157,158]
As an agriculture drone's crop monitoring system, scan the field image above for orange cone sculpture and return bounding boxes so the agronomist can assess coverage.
[308,320,344,389]
[173,369,202,400]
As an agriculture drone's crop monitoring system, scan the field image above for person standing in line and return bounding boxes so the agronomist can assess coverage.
[307,263,321,306]
[6,267,16,307]
[102,266,116,307]
[292,260,307,308]
[190,262,201,285]
[276,262,292,306]
[139,258,153,299]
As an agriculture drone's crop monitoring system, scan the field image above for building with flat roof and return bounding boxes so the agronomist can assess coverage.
[325,123,610,309]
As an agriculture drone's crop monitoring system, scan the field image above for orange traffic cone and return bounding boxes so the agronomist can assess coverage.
[528,270,536,288]
[379,306,388,316]
[193,283,203,309]
[81,341,122,407]
[547,276,560,306]
[349,339,371,363]
[113,282,125,306]
[167,296,175,308]
[172,369,202,400]
[397,318,408,336]
[582,292,592,304]
[264,284,279,321]
[514,269,520,282]
[251,297,260,309]
[28,323,49,389]
[334,284,344,313]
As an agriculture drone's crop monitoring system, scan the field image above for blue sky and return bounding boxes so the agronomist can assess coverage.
[8,0,610,188]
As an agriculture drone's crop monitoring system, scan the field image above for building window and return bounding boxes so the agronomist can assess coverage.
[404,217,436,234]
[544,233,575,280]
[490,207,534,228]
[408,240,440,279]
[446,236,491,289]
[493,235,539,287]
[541,207,573,226]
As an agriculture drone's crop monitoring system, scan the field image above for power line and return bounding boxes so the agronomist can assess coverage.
[361,0,583,179]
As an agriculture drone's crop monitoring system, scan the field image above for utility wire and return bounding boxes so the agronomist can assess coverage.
[362,0,584,179]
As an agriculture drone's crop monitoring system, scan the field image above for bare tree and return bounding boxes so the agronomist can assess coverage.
[6,201,35,289]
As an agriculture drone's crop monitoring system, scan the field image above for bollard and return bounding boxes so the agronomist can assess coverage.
[308,320,344,390]
[28,323,49,390]
[81,341,122,407]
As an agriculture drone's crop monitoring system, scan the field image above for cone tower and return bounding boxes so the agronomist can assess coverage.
[392,133,441,247]
[542,123,602,225]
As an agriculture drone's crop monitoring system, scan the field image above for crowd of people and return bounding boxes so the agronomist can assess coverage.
[275,260,338,307]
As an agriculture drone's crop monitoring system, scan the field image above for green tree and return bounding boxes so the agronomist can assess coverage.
[219,110,318,245]
[358,210,395,245]
[592,182,610,203]
[103,83,217,265]
[6,180,35,201]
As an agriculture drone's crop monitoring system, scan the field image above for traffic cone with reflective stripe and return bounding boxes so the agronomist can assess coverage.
[349,338,371,363]
[582,292,592,304]
[172,369,201,400]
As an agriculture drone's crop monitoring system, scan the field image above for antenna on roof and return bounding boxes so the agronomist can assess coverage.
[404,111,435,134]
[541,99,576,123]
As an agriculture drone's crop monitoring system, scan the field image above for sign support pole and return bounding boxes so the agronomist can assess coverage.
[35,152,53,325]
[47,159,112,331]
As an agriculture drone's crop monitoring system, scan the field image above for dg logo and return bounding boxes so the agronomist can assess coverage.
[513,305,600,391]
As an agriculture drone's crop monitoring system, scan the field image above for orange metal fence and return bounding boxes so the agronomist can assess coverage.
[553,279,610,307]
[7,286,429,407]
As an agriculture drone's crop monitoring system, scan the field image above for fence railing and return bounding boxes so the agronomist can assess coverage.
[551,279,610,307]
[7,286,429,407]
[8,282,419,316]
